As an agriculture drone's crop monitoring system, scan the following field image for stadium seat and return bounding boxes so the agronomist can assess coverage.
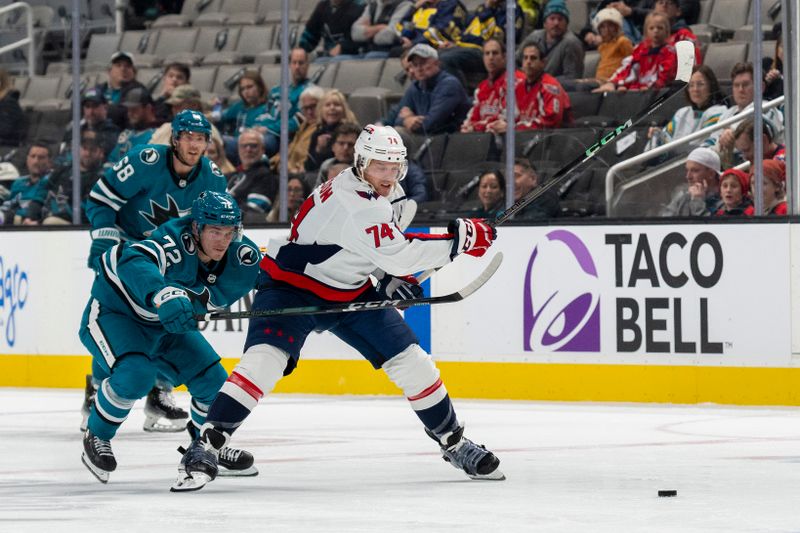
[567,92,602,123]
[440,132,494,171]
[311,61,339,88]
[583,51,599,79]
[377,58,407,95]
[187,66,219,93]
[84,33,121,69]
[704,42,747,80]
[692,0,752,40]
[154,28,200,64]
[211,65,248,98]
[347,87,391,126]
[19,76,61,110]
[331,59,385,95]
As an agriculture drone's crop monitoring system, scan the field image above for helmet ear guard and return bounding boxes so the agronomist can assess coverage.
[354,124,409,183]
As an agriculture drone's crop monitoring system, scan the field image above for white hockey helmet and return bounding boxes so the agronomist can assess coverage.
[354,124,408,182]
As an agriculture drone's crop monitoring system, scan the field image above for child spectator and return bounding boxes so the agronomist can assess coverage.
[595,11,676,92]
[713,168,751,216]
[591,8,633,83]
[653,0,702,65]
[744,160,787,216]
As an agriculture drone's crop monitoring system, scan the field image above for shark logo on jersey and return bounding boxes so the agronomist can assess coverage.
[139,194,191,233]
[140,148,160,165]
[185,287,212,309]
[237,244,258,266]
[181,232,197,255]
[210,161,223,177]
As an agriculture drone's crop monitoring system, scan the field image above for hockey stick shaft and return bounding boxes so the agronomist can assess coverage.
[198,252,503,321]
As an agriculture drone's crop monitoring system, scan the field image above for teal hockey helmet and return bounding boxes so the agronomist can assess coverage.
[172,109,212,140]
[192,190,242,241]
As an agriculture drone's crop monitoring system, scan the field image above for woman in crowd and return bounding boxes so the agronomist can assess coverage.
[205,134,236,177]
[713,168,751,216]
[304,89,358,172]
[266,176,311,223]
[471,170,506,218]
[271,85,326,174]
[646,65,726,150]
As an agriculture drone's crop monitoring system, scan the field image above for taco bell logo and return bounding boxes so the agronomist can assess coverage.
[524,230,600,352]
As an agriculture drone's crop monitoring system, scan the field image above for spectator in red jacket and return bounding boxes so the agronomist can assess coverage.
[460,38,524,133]
[744,160,788,216]
[595,11,677,92]
[495,42,572,131]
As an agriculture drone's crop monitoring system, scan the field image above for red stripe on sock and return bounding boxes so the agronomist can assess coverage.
[227,372,264,401]
[407,379,443,401]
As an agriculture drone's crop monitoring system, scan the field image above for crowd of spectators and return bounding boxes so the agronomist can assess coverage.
[0,0,790,225]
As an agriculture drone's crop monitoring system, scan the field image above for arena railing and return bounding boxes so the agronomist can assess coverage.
[0,2,36,75]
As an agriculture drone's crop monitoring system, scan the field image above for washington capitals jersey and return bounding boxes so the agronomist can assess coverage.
[92,216,261,323]
[262,168,453,302]
[86,144,227,241]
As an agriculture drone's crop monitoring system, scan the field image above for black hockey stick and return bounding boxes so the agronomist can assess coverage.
[197,252,503,321]
[415,41,696,283]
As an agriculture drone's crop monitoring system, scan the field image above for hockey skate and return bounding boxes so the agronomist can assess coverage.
[143,385,189,432]
[426,425,505,481]
[171,427,226,492]
[79,374,97,432]
[182,422,258,478]
[81,429,117,483]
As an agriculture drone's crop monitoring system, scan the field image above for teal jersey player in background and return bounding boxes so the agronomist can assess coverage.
[81,110,227,434]
[79,191,262,484]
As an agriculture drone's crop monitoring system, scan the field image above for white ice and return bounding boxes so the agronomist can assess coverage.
[1,388,799,533]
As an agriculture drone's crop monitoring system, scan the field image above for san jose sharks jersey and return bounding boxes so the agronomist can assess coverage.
[262,168,453,302]
[93,216,261,322]
[86,144,227,241]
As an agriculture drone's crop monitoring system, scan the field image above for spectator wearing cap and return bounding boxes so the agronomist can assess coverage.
[42,138,106,225]
[299,0,364,61]
[227,129,278,223]
[586,8,633,84]
[0,143,52,225]
[744,160,788,216]
[661,147,722,216]
[106,87,159,165]
[517,0,584,84]
[438,0,524,87]
[253,49,313,157]
[0,68,24,147]
[351,0,413,58]
[713,168,751,216]
[733,116,785,168]
[394,43,470,135]
[150,85,225,149]
[153,62,191,123]
[460,37,525,133]
[97,51,147,130]
[61,87,121,160]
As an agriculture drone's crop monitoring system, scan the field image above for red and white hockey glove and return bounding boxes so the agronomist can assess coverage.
[448,218,496,259]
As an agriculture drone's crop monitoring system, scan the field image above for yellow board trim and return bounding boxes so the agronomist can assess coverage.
[3,354,800,406]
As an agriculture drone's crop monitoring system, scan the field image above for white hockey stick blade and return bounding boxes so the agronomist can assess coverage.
[397,198,418,231]
[448,251,503,300]
[171,468,213,492]
[674,41,695,82]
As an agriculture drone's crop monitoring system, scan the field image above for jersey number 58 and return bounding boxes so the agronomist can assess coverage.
[112,156,135,182]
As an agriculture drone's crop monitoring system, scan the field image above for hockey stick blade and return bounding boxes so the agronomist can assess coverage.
[198,252,503,321]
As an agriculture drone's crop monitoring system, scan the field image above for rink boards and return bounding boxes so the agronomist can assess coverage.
[2,221,800,405]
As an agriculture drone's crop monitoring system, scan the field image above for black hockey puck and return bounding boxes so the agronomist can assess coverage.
[658,490,677,497]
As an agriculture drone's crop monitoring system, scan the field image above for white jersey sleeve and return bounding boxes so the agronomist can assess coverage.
[264,169,452,300]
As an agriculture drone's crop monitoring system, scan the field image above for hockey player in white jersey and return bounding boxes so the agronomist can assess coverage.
[173,125,503,491]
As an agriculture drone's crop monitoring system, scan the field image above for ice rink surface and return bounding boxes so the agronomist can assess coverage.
[1,388,799,533]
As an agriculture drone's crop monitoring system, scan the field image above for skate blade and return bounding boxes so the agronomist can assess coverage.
[81,453,110,484]
[468,468,506,481]
[218,464,259,477]
[170,471,213,492]
[143,414,187,433]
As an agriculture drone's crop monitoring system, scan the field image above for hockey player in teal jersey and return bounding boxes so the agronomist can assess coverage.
[86,109,227,268]
[79,191,262,484]
[82,110,226,433]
